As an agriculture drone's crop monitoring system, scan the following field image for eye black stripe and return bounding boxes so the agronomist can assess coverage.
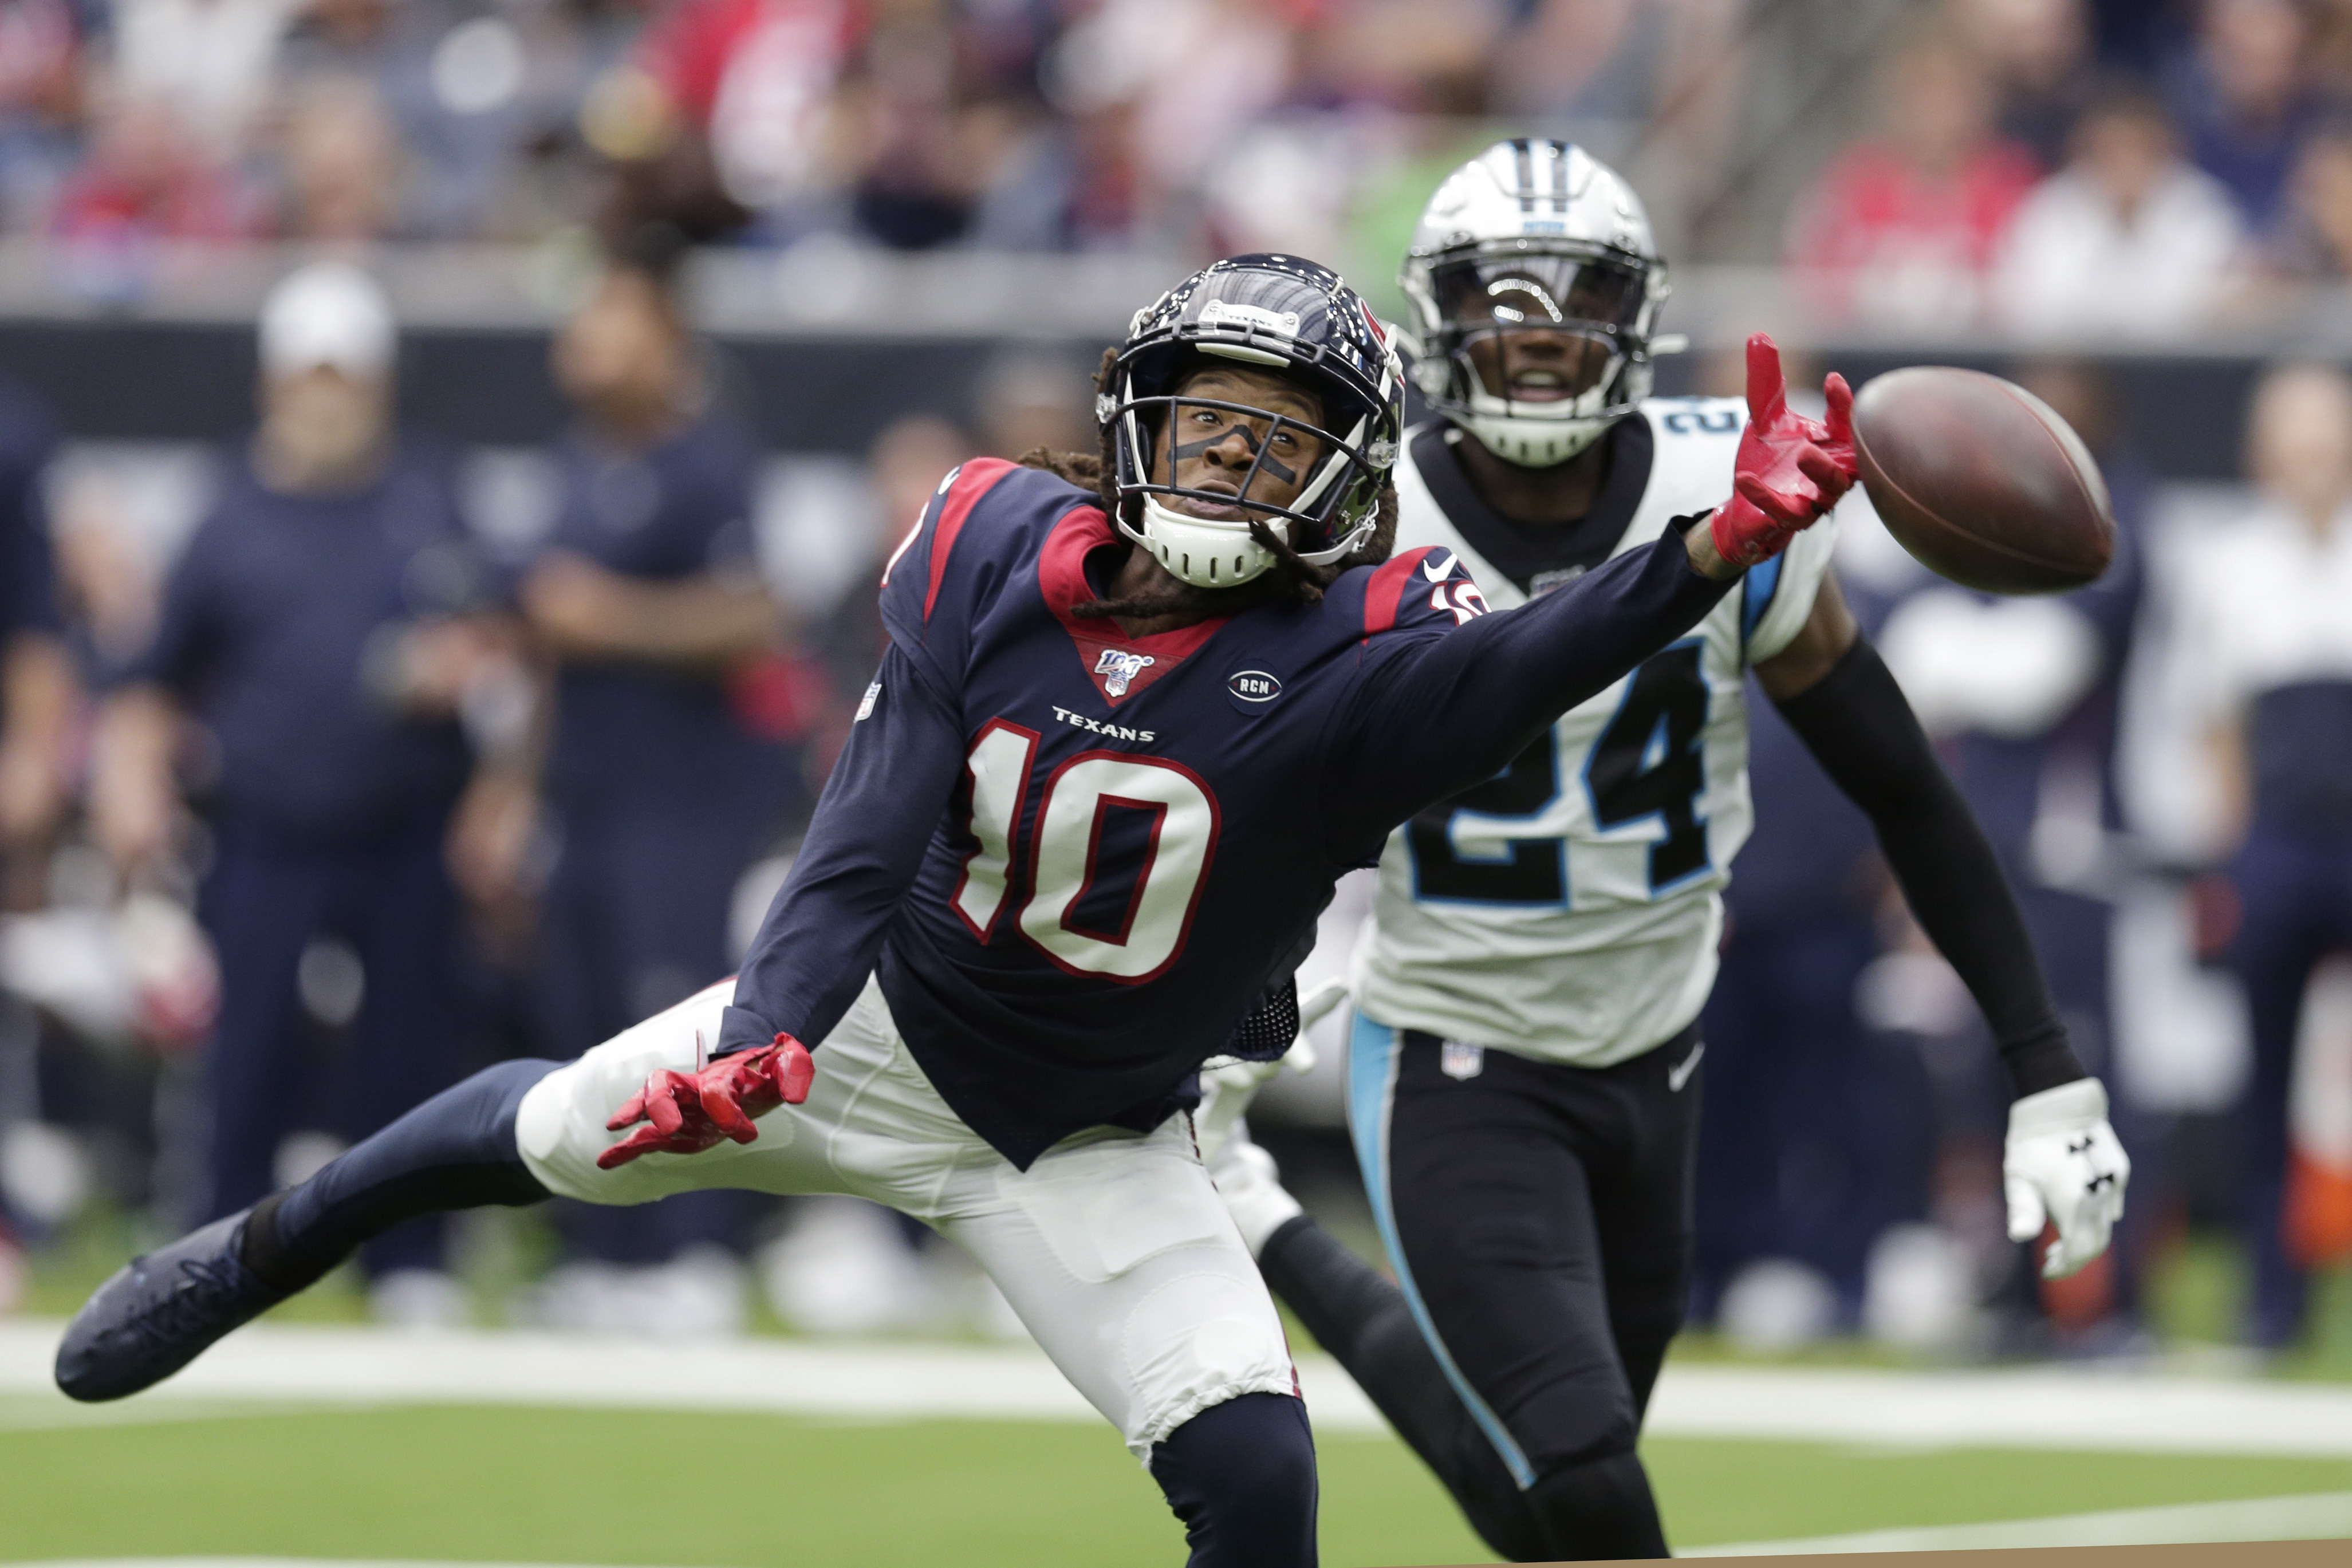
[1511,137,1535,213]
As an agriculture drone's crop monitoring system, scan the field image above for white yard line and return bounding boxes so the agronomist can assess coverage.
[1684,1490,2352,1555]
[11,1319,2352,1457]
[0,1319,1120,1425]
[1640,1361,2352,1457]
[0,1394,339,1432]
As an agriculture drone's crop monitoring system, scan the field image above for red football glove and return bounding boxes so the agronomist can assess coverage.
[1708,333,1859,568]
[597,1035,815,1169]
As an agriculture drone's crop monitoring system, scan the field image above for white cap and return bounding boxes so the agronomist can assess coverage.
[259,262,396,379]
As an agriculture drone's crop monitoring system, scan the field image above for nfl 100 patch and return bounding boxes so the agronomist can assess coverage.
[1226,665,1283,716]
[1094,648,1156,698]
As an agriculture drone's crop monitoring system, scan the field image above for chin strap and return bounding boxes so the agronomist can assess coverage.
[1291,515,1376,565]
[1121,497,1281,588]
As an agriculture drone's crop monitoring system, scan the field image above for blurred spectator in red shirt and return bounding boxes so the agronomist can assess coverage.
[631,0,858,223]
[1786,33,2039,329]
[1952,0,2101,169]
[1991,81,2245,338]
[51,95,260,249]
[2164,0,2330,231]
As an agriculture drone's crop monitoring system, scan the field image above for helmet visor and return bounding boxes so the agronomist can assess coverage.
[1432,253,1647,336]
[1429,253,1646,406]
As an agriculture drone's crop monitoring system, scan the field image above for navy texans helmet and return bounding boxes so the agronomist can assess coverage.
[1101,254,1402,588]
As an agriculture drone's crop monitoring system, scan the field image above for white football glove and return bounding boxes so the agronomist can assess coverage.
[1195,1055,1283,1169]
[2004,1077,2130,1279]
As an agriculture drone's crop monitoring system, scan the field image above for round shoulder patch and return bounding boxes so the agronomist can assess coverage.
[1226,668,1283,714]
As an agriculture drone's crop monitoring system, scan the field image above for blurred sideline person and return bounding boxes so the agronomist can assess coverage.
[1694,570,1925,1331]
[497,230,790,1327]
[1872,360,2150,1341]
[56,253,1855,1568]
[0,376,77,876]
[1203,141,2130,1562]
[0,371,81,1296]
[1988,83,2245,340]
[2180,363,2352,1348]
[89,263,498,1322]
[811,413,975,766]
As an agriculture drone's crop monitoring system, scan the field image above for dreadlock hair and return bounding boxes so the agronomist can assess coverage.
[1019,346,1397,623]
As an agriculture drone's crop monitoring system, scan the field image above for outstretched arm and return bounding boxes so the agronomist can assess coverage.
[1325,528,1734,855]
[1759,574,2128,1277]
[1327,334,1857,856]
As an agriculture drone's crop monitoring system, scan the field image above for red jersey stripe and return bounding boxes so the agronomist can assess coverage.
[1362,547,1439,637]
[924,458,1019,623]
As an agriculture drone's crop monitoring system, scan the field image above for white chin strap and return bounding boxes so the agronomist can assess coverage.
[1121,496,1282,588]
[1120,497,1379,589]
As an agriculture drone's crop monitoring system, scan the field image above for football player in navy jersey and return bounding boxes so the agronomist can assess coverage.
[55,254,1851,1567]
[1197,143,2133,1562]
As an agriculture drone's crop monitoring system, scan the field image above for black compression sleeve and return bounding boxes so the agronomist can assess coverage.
[1774,635,2086,1098]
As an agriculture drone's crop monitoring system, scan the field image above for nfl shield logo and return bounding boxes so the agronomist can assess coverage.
[1094,648,1156,698]
[1440,1040,1484,1081]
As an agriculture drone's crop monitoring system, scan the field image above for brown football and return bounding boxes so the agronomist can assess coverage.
[1850,366,2115,595]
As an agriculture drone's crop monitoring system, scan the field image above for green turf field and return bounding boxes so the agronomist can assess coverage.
[3,1400,2349,1566]
[13,1213,2352,1562]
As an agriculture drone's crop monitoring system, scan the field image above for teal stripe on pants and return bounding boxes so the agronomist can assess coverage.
[1345,1011,1538,1490]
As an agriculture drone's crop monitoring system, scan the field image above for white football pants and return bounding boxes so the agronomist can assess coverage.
[514,976,1298,1459]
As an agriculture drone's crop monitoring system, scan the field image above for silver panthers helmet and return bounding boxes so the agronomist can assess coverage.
[1398,139,1669,467]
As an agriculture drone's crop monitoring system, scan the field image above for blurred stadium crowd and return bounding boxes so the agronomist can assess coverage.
[5,0,2352,314]
[0,0,2350,1366]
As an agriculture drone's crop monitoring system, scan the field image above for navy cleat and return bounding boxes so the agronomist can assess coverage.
[54,1211,286,1401]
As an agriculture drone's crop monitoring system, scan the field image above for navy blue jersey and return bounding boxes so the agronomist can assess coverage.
[128,451,476,841]
[722,458,1729,1166]
[538,414,778,817]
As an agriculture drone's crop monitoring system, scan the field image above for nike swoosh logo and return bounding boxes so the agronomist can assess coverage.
[1421,550,1456,582]
[1668,1043,1705,1093]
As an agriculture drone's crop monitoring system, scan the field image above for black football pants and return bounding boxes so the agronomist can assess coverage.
[1326,1017,1700,1557]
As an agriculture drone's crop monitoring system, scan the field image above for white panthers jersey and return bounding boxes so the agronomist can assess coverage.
[1355,401,1839,1067]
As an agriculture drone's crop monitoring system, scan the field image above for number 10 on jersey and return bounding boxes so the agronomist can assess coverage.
[951,720,1222,982]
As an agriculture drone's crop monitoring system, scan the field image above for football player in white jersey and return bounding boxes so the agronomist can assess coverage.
[1204,140,2133,1561]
